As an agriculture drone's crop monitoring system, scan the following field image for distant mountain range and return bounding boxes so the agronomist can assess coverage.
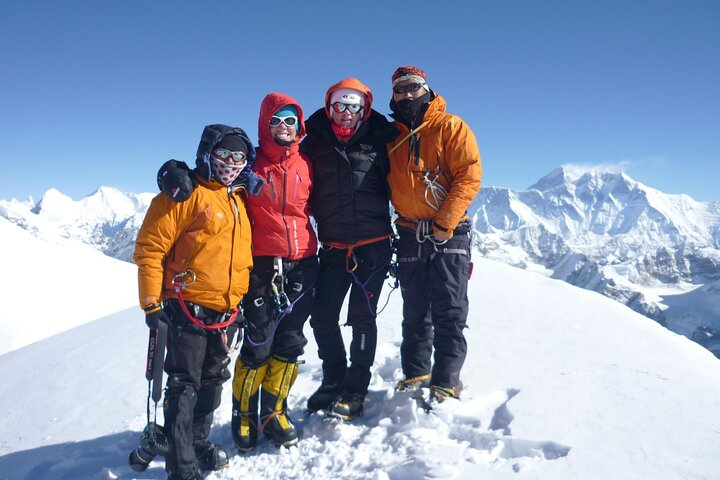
[0,187,153,262]
[468,167,720,348]
[2,167,719,354]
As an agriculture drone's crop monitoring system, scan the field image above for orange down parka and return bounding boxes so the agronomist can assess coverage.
[134,178,253,312]
[386,93,482,232]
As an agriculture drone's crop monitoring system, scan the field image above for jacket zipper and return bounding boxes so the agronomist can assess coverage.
[281,151,292,258]
[227,187,240,311]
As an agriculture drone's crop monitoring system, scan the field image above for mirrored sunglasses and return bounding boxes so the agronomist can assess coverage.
[213,148,247,163]
[393,82,426,94]
[331,102,363,114]
[269,115,298,127]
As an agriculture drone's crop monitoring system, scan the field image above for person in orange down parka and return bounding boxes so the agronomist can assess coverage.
[386,66,482,403]
[134,124,254,480]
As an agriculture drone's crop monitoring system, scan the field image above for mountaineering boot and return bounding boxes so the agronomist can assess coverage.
[231,358,268,453]
[395,374,431,392]
[307,381,343,413]
[329,393,365,421]
[429,384,463,403]
[307,363,346,412]
[260,355,299,448]
[193,439,228,471]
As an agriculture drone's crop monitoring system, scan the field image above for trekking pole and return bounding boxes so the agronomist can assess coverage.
[129,322,170,472]
[146,321,168,405]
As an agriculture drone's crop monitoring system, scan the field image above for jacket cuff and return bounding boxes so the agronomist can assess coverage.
[432,221,449,232]
[142,303,162,314]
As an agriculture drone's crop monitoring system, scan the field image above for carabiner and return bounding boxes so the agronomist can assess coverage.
[172,270,196,289]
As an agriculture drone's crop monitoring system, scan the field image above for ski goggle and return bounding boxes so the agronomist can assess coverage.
[331,102,363,114]
[212,148,247,164]
[393,82,426,94]
[269,115,298,127]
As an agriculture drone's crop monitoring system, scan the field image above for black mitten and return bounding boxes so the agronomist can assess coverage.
[145,308,170,329]
[157,160,197,202]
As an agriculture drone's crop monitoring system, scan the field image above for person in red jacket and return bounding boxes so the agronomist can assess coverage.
[231,93,319,453]
[156,93,318,453]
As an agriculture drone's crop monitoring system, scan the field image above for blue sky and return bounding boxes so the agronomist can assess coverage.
[1,0,718,202]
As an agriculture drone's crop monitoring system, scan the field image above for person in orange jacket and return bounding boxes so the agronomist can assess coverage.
[135,124,254,480]
[153,95,320,453]
[386,66,482,402]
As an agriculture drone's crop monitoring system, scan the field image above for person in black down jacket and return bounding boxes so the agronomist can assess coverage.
[301,77,398,421]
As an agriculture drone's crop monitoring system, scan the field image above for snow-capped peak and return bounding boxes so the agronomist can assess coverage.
[0,186,154,259]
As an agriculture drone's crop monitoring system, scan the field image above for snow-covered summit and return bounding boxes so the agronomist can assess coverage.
[470,166,720,345]
[0,186,154,260]
[481,166,718,245]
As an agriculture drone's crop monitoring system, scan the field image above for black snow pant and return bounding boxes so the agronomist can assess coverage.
[240,255,319,366]
[162,299,233,479]
[309,239,392,395]
[395,224,471,388]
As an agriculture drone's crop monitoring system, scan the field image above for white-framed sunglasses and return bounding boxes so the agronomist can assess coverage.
[212,148,247,164]
[269,115,298,127]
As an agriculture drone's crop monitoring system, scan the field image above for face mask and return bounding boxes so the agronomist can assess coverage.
[392,92,431,124]
[210,156,244,185]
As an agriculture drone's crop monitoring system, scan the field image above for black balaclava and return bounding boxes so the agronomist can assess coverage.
[391,91,432,127]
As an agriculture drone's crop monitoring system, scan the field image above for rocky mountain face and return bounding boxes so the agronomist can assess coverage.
[2,168,719,353]
[469,167,720,345]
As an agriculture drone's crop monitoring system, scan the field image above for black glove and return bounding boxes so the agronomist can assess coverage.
[157,160,197,202]
[145,308,170,329]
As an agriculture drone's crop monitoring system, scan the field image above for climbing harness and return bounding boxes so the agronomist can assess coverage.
[172,269,239,331]
[414,219,449,246]
[244,258,316,348]
[270,257,291,318]
[323,235,393,317]
[376,236,400,315]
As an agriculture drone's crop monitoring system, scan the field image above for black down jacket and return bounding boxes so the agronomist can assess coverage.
[301,109,399,244]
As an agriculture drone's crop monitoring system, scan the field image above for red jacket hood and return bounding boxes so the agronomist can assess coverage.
[324,77,374,122]
[257,92,306,159]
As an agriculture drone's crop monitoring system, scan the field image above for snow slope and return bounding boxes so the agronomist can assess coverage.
[0,249,719,479]
[0,216,137,355]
